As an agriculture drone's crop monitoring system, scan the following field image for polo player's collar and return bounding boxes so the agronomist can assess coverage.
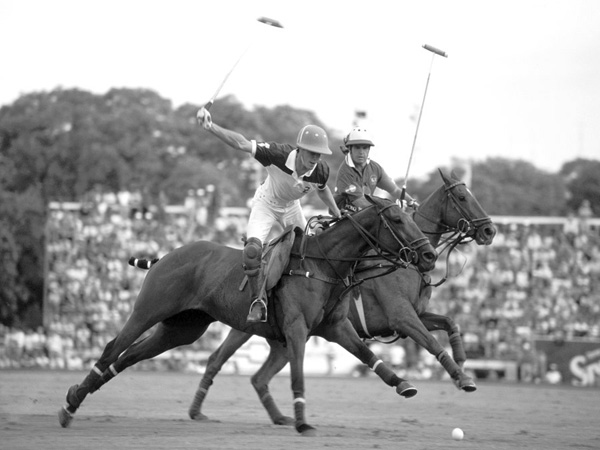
[287,149,317,178]
[345,153,371,168]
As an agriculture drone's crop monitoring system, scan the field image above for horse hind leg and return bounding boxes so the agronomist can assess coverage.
[59,312,210,428]
[58,311,157,428]
[189,328,253,421]
[106,314,211,383]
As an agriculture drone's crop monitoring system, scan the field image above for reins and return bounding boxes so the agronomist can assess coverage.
[287,202,428,290]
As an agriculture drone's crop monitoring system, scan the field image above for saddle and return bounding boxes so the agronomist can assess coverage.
[239,225,300,295]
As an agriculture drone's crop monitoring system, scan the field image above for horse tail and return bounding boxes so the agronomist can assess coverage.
[128,256,160,270]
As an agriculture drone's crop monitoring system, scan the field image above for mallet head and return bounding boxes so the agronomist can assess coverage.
[422,44,448,58]
[257,16,284,28]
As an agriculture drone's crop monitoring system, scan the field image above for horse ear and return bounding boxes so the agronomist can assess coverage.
[450,169,460,181]
[438,168,450,184]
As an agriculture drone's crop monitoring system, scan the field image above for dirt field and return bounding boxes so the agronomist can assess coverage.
[1,370,598,450]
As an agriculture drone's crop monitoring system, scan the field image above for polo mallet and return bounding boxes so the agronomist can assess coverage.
[401,44,448,202]
[204,17,284,111]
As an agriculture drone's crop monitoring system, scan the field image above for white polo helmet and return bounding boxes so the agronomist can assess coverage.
[345,128,374,147]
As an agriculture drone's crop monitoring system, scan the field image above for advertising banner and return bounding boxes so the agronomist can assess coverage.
[535,337,600,387]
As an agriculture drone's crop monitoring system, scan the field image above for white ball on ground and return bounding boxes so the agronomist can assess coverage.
[451,427,464,440]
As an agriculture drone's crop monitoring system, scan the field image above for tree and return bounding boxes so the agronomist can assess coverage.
[406,158,567,216]
[560,158,600,216]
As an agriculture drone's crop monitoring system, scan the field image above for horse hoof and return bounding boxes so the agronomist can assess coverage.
[453,375,477,392]
[189,410,209,421]
[397,381,418,398]
[296,423,317,436]
[273,415,295,426]
[460,378,477,393]
[58,406,73,428]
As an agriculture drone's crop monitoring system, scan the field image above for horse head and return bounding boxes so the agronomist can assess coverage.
[416,169,496,246]
[348,196,437,273]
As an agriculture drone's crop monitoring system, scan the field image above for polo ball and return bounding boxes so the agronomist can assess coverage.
[452,427,464,440]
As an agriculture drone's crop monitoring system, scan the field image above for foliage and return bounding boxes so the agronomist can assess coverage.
[408,158,569,216]
[560,158,600,215]
[0,186,45,327]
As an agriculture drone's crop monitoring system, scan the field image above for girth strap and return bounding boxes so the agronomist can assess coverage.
[286,269,346,286]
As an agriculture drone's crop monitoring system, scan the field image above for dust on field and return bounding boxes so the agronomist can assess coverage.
[1,370,599,450]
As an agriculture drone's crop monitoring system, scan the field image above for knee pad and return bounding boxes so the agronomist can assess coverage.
[243,237,263,272]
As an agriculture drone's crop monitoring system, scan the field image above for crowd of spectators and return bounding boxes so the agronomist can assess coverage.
[0,190,239,371]
[428,208,600,365]
[1,194,599,383]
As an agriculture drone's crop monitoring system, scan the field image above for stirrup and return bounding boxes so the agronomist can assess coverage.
[247,298,267,323]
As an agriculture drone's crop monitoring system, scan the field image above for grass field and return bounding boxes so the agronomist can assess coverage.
[1,370,598,450]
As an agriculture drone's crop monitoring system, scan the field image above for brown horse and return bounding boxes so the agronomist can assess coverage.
[57,196,437,435]
[184,170,496,425]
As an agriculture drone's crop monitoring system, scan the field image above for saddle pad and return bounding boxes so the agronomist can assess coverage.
[264,226,297,291]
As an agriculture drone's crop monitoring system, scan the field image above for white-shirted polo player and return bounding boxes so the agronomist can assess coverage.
[197,107,341,322]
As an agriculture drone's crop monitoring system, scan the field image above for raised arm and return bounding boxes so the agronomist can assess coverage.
[197,107,253,154]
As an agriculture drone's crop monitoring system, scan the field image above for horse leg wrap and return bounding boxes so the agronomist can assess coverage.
[191,378,212,408]
[189,378,213,419]
[293,396,315,434]
[437,350,461,379]
[260,392,283,424]
[369,356,400,387]
[449,332,467,366]
[94,364,118,391]
[73,365,102,400]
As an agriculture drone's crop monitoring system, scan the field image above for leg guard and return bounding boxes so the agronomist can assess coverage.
[243,238,267,322]
[243,237,263,276]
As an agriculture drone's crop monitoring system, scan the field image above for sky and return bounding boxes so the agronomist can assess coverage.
[2,0,599,180]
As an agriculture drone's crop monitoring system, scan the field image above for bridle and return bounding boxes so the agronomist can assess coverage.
[415,180,492,287]
[343,202,431,268]
[416,181,492,241]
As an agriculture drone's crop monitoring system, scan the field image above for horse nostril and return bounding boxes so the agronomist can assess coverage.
[484,226,497,237]
[424,251,437,263]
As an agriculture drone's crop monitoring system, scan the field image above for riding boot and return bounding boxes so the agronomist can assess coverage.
[243,237,267,323]
[246,270,267,322]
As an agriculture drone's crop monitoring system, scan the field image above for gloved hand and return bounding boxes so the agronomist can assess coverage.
[407,199,420,209]
[196,107,213,130]
[402,199,419,210]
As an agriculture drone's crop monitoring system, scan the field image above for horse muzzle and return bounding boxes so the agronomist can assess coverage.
[414,245,437,273]
[475,222,496,246]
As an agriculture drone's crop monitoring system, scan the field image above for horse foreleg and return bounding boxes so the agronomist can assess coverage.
[419,311,466,367]
[189,328,252,421]
[251,338,293,425]
[317,320,418,398]
[282,320,315,436]
[390,309,476,392]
